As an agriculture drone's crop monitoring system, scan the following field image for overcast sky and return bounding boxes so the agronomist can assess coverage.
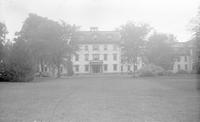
[0,0,199,42]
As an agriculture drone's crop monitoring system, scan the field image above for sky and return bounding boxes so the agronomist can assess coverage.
[0,0,200,42]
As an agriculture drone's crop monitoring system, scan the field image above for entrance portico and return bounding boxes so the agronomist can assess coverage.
[90,61,103,73]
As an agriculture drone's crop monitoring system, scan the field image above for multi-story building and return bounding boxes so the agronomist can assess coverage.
[71,27,143,74]
[172,41,194,73]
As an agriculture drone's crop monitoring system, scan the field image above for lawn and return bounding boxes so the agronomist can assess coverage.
[0,74,199,122]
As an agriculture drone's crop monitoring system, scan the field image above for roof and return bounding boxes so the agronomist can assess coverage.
[173,42,192,56]
[77,31,121,44]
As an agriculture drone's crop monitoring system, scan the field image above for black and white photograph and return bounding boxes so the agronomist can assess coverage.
[0,0,200,121]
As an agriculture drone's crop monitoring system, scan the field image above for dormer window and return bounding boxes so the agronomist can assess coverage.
[85,45,88,51]
[113,45,117,51]
[104,45,107,50]
[93,45,99,51]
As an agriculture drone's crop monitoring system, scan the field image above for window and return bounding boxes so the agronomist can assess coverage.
[85,54,89,61]
[85,45,88,51]
[185,56,187,62]
[104,64,107,71]
[60,66,63,73]
[93,45,99,51]
[113,45,117,51]
[185,64,188,70]
[93,54,100,60]
[113,54,117,61]
[85,65,89,72]
[177,57,180,62]
[44,66,48,72]
[104,54,107,61]
[113,64,117,71]
[121,66,123,72]
[75,55,79,61]
[128,65,131,71]
[134,64,137,71]
[75,65,79,72]
[177,64,181,71]
[104,45,107,50]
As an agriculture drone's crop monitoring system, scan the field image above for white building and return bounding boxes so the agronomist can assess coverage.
[173,55,193,73]
[172,41,193,73]
[71,27,143,74]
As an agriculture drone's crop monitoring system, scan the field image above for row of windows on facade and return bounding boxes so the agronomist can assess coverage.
[177,64,188,71]
[74,65,135,72]
[75,54,118,61]
[83,45,118,51]
[42,64,135,73]
[176,56,188,62]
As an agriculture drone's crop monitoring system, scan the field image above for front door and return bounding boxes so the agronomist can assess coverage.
[91,64,102,73]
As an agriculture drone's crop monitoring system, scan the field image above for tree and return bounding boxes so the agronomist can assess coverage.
[17,13,79,77]
[0,22,8,81]
[1,37,35,82]
[146,32,176,70]
[191,7,200,73]
[192,7,200,41]
[120,22,151,75]
[0,22,7,61]
[16,13,49,73]
[59,21,79,76]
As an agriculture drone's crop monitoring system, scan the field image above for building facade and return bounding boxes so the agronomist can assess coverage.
[71,27,143,74]
[72,44,121,74]
[172,41,194,73]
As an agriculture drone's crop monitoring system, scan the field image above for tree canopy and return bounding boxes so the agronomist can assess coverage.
[16,13,79,77]
[0,22,8,61]
[191,7,200,73]
[146,32,176,70]
[120,22,151,72]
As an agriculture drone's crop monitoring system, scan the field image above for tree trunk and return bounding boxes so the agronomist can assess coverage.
[132,62,136,78]
[40,58,44,72]
[56,64,61,78]
[66,56,73,76]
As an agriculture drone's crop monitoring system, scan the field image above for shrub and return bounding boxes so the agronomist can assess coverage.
[138,70,155,77]
[176,69,188,74]
[191,70,197,74]
[137,64,165,77]
[164,70,174,76]
[152,65,165,76]
[1,41,35,82]
[8,52,35,81]
[5,61,35,82]
[0,63,13,81]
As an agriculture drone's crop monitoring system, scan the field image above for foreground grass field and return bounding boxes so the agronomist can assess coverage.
[0,75,200,122]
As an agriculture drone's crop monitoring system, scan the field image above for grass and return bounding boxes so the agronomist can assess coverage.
[0,74,199,122]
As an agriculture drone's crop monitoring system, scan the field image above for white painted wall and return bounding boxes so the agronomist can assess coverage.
[173,55,193,73]
[72,43,121,74]
[70,43,144,74]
